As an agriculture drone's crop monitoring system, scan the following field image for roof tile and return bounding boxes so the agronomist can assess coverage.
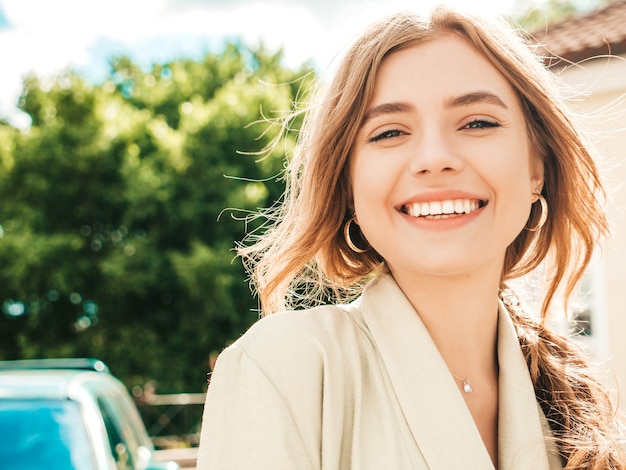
[530,0,626,65]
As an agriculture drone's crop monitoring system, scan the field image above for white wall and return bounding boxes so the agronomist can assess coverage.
[556,55,626,411]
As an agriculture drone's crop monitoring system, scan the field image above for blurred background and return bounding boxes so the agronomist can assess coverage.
[0,0,624,464]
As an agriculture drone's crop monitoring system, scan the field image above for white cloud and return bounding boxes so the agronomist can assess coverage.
[3,0,168,39]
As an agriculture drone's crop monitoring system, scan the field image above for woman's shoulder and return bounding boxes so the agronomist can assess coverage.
[216,302,368,377]
[238,303,361,350]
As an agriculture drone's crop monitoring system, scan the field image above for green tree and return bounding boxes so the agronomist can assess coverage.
[0,43,313,393]
[513,0,618,30]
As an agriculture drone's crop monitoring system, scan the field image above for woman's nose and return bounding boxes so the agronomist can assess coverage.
[408,127,464,176]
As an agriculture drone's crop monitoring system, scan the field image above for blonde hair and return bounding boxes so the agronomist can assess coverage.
[240,7,625,466]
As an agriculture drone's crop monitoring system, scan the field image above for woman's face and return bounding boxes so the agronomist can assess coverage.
[349,34,543,284]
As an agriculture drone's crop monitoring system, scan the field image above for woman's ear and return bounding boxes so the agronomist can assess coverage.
[346,188,355,213]
[530,155,545,193]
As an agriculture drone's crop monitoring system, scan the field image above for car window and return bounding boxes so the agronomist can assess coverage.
[97,395,136,470]
[110,386,154,450]
[98,390,155,470]
[0,398,95,470]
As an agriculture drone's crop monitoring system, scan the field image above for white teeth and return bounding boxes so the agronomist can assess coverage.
[430,201,442,214]
[455,200,465,213]
[404,199,481,217]
[464,200,471,214]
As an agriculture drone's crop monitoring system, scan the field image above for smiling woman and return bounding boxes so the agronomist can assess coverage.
[197,6,626,469]
[350,36,542,290]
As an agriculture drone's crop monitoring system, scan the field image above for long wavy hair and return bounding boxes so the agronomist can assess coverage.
[239,7,625,467]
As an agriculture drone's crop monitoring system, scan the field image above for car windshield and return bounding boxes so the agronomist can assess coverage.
[0,398,95,470]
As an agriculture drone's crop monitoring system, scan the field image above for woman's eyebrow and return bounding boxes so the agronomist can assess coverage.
[361,92,508,125]
[361,101,416,124]
[446,91,509,110]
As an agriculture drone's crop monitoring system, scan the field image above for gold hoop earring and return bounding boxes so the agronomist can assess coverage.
[344,217,370,253]
[525,191,548,232]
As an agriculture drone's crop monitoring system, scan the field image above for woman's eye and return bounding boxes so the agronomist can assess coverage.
[369,129,404,143]
[464,119,500,130]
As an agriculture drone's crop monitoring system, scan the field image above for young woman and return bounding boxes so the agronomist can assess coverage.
[197,7,625,469]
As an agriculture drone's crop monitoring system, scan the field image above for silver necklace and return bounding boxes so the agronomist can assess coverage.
[451,374,473,393]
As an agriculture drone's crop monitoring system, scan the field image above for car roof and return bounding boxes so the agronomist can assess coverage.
[0,358,109,373]
[0,358,118,400]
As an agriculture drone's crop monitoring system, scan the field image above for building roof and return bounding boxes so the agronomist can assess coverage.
[530,0,626,65]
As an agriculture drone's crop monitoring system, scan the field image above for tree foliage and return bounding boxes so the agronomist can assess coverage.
[513,0,618,31]
[0,43,314,392]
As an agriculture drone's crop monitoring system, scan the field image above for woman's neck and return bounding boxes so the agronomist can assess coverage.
[389,266,500,380]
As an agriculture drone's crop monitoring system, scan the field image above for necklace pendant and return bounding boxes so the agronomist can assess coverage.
[463,380,473,394]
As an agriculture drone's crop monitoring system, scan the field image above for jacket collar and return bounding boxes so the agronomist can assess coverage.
[358,273,559,469]
[497,298,561,468]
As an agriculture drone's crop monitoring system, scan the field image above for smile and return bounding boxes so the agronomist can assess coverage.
[401,199,485,218]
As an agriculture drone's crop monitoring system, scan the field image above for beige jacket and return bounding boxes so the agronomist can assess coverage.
[197,273,562,469]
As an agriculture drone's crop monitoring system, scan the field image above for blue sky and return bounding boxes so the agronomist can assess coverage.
[0,7,8,29]
[0,0,523,127]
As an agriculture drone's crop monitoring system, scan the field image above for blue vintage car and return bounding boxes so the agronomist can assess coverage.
[0,358,179,470]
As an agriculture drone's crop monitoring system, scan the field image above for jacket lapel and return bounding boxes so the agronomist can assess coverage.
[359,274,495,468]
[497,303,562,469]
